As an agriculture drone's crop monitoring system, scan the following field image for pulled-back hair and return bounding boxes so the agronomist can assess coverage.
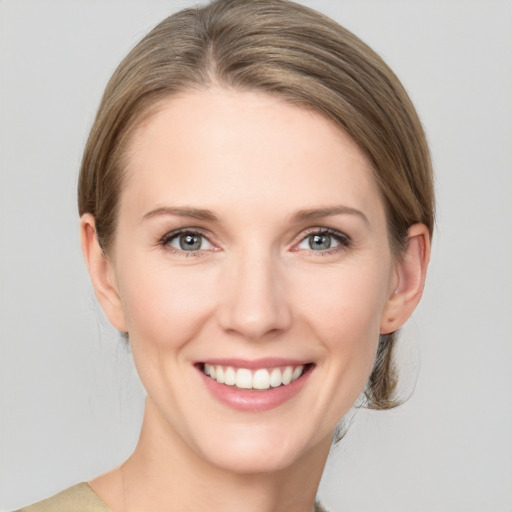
[78,0,434,410]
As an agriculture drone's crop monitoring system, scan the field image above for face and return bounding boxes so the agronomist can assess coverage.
[104,89,399,474]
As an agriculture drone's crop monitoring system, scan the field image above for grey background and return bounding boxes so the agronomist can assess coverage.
[1,1,511,510]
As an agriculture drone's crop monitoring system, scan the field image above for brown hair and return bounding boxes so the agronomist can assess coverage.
[78,0,434,410]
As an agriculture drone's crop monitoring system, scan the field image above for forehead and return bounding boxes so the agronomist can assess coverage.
[121,88,385,222]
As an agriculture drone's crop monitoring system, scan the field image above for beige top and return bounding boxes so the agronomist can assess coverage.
[16,483,111,512]
[16,482,328,512]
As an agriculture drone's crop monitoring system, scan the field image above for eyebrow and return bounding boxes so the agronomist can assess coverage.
[291,206,370,226]
[141,204,369,226]
[141,207,218,222]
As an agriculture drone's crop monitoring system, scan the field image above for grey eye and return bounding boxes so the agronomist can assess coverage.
[167,232,213,252]
[308,233,333,250]
[179,234,202,251]
[296,231,345,252]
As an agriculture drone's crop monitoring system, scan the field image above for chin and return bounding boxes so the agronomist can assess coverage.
[206,447,304,475]
[193,423,328,476]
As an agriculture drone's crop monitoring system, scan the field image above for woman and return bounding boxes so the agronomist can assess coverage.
[18,0,433,510]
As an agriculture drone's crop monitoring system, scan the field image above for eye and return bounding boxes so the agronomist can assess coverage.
[162,230,214,253]
[295,229,350,252]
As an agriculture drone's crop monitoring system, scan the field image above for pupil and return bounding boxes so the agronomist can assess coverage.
[309,234,331,250]
[180,234,201,251]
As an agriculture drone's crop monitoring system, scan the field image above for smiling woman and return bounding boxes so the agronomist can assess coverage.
[16,0,433,511]
[83,89,412,480]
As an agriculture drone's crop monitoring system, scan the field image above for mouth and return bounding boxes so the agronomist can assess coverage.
[196,360,314,412]
[198,362,314,391]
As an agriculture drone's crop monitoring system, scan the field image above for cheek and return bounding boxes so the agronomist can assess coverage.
[116,257,218,350]
[296,261,391,340]
[293,261,392,385]
[292,268,389,424]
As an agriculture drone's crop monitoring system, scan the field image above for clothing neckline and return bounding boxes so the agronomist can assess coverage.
[85,481,327,512]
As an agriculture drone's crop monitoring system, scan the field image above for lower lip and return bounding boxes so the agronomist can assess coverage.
[198,366,313,412]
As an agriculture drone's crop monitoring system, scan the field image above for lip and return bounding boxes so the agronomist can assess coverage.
[195,359,314,412]
[199,357,311,369]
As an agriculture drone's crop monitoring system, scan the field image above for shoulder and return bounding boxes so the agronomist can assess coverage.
[14,483,112,512]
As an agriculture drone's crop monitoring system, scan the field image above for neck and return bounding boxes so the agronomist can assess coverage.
[94,398,331,512]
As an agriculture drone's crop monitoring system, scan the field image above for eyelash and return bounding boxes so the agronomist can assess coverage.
[159,227,352,256]
[293,227,352,255]
[159,228,214,257]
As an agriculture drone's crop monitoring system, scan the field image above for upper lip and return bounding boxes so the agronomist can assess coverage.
[196,358,312,369]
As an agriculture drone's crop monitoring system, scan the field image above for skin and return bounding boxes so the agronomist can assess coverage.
[81,88,430,512]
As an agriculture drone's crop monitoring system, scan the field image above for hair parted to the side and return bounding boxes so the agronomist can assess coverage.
[78,0,434,410]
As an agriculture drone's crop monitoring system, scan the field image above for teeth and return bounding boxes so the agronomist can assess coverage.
[269,368,282,387]
[216,366,225,384]
[224,367,236,386]
[236,368,252,389]
[282,366,293,385]
[203,364,305,390]
[292,366,303,380]
[253,369,270,390]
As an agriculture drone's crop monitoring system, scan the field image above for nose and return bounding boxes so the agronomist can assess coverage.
[217,250,292,341]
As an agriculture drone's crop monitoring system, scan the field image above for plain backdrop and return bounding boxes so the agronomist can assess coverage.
[1,1,511,510]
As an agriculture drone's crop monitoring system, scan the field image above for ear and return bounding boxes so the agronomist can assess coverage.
[80,213,128,332]
[380,223,431,334]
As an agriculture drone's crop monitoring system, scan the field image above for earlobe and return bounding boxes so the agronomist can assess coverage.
[380,223,431,334]
[80,214,128,332]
